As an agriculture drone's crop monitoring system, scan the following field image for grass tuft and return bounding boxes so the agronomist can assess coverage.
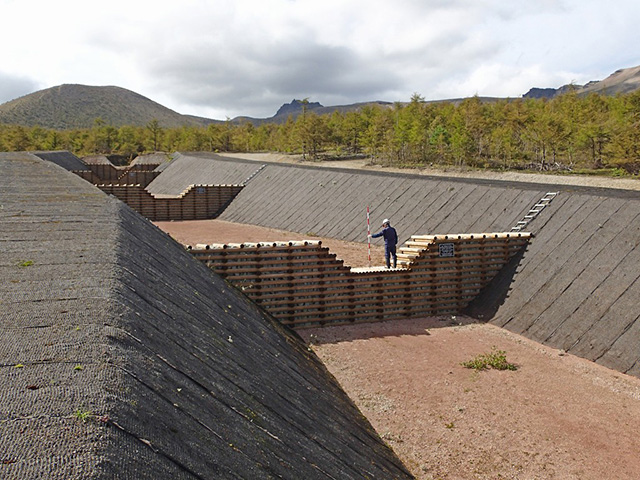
[462,346,517,371]
[74,409,93,423]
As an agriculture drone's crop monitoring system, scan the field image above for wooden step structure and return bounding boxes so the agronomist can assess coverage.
[190,232,531,328]
[97,183,243,221]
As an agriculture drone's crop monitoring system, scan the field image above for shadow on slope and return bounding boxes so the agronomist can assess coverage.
[463,247,528,321]
[0,152,413,480]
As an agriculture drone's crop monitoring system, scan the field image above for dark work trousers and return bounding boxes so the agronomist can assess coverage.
[385,244,397,268]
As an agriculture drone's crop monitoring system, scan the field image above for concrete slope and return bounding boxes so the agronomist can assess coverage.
[480,191,640,376]
[130,152,170,167]
[218,161,552,243]
[0,153,413,480]
[30,150,88,171]
[147,152,265,195]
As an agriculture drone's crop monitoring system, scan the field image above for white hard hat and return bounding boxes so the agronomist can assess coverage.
[382,218,390,225]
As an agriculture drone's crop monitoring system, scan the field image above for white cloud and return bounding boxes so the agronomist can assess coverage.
[1,0,639,119]
[0,72,41,105]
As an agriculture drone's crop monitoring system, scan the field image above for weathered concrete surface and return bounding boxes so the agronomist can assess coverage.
[217,162,551,244]
[480,192,640,376]
[30,150,88,171]
[1,152,413,480]
[146,152,264,195]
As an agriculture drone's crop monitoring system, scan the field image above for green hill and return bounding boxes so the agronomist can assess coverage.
[0,84,218,129]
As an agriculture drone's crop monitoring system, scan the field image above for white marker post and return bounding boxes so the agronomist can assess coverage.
[367,205,371,267]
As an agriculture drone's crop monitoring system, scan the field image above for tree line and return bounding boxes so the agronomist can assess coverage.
[2,90,639,174]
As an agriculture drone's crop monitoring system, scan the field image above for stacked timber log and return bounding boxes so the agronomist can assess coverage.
[72,170,102,184]
[74,164,162,187]
[191,232,531,328]
[115,170,161,187]
[85,163,122,182]
[97,183,243,221]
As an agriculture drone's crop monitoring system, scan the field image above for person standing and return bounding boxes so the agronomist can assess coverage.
[371,218,398,268]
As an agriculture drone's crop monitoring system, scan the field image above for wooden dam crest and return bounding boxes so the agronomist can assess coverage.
[190,232,531,328]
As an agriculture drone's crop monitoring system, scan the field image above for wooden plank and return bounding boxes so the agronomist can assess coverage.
[410,232,531,241]
[266,294,478,317]
[241,271,498,297]
[227,270,498,301]
[257,284,485,310]
[284,302,467,327]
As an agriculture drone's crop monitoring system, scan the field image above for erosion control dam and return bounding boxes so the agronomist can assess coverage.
[175,152,640,378]
[4,149,640,478]
[44,150,640,378]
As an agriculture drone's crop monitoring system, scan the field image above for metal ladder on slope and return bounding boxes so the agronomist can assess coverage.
[243,164,267,185]
[511,192,558,232]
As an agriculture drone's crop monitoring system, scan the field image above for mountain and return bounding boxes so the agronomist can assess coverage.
[0,84,219,129]
[275,99,324,116]
[3,65,640,129]
[232,99,394,125]
[523,65,640,99]
[0,85,390,128]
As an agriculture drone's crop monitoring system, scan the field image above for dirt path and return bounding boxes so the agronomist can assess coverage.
[220,152,640,191]
[155,218,640,479]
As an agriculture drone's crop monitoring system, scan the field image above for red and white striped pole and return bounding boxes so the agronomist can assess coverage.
[367,205,371,266]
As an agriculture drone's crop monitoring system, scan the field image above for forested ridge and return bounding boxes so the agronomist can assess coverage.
[2,90,640,175]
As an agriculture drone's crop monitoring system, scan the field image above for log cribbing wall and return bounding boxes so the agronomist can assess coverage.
[82,163,161,183]
[86,163,122,182]
[191,232,530,328]
[74,169,161,187]
[97,183,244,221]
[115,170,161,187]
[77,165,162,186]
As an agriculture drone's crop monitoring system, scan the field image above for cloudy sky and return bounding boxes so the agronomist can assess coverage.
[1,0,639,120]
